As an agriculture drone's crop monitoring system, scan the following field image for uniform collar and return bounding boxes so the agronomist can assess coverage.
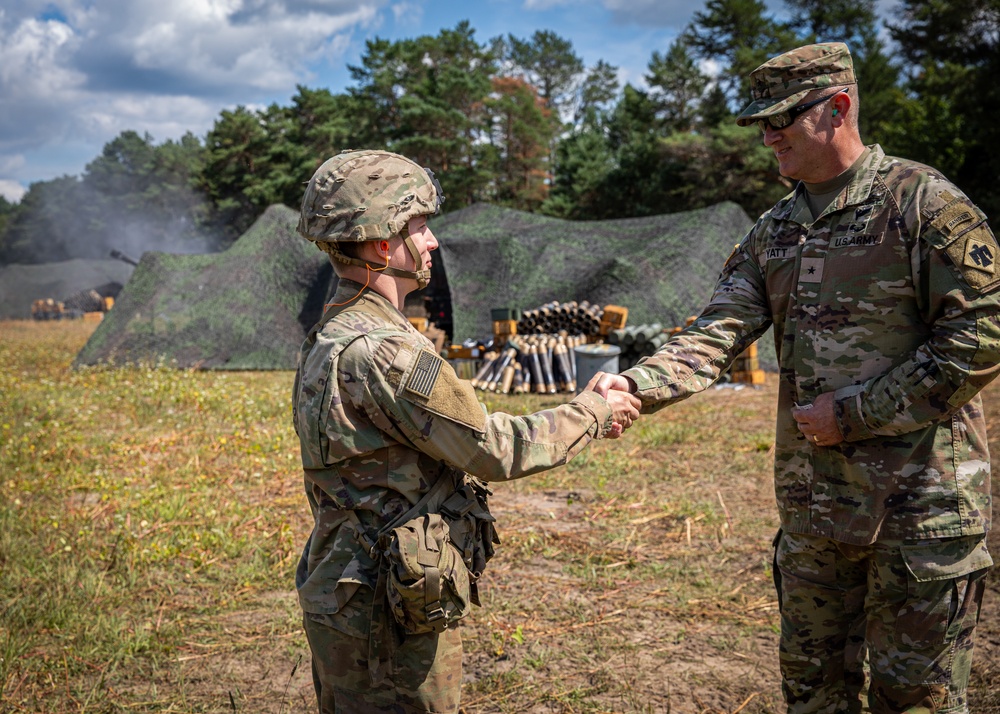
[773,144,884,225]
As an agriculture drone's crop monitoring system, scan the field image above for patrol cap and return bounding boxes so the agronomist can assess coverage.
[736,42,856,127]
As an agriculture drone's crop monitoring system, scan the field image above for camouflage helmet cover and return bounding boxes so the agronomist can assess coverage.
[297,149,442,245]
[736,42,856,127]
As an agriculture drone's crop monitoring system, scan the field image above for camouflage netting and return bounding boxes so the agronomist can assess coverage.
[72,201,774,371]
[431,202,754,337]
[73,205,336,370]
[0,259,135,319]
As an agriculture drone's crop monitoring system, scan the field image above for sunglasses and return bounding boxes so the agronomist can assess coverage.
[757,88,847,133]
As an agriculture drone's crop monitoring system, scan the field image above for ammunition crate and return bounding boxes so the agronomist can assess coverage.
[490,308,522,322]
[493,320,518,338]
[732,369,766,385]
[598,305,628,335]
[731,343,759,372]
[449,359,479,381]
[447,345,480,360]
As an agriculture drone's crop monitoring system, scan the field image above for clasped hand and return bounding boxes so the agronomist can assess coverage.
[582,371,640,439]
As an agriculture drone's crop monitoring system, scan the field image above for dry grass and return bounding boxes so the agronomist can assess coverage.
[1,320,997,713]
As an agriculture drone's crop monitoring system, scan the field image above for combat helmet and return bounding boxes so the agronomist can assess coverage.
[298,149,445,288]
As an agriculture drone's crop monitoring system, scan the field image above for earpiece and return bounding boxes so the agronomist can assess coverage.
[832,108,839,117]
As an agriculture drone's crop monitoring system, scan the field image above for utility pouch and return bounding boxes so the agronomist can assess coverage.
[440,476,500,591]
[383,512,473,633]
[356,471,502,638]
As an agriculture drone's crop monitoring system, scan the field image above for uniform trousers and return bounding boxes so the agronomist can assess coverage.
[773,531,988,714]
[303,612,463,714]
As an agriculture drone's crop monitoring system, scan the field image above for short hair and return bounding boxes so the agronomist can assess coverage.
[845,84,860,130]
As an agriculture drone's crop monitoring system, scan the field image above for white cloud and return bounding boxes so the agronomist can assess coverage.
[0,0,388,185]
[391,2,423,24]
[0,180,25,202]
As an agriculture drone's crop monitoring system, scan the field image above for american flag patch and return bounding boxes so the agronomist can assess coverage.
[405,350,441,399]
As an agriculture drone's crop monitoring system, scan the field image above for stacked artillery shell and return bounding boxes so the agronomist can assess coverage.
[608,323,669,370]
[470,350,500,388]
[469,334,587,395]
[517,300,606,337]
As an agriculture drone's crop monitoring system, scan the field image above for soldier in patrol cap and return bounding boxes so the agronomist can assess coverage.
[595,42,998,713]
[292,148,641,713]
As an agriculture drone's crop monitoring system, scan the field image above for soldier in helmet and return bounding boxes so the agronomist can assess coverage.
[292,149,640,713]
[595,43,999,712]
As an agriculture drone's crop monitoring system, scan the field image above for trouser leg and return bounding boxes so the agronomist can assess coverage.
[774,530,869,714]
[302,613,463,714]
[865,538,989,714]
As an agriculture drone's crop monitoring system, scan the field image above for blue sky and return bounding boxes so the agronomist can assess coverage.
[0,0,890,203]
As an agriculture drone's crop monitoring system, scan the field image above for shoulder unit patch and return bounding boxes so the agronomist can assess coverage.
[944,224,1000,295]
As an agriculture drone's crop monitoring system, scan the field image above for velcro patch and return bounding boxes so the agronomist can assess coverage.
[405,350,442,399]
[930,200,976,237]
[945,225,1000,294]
[798,257,824,283]
[831,233,884,249]
[765,245,794,261]
[963,234,996,274]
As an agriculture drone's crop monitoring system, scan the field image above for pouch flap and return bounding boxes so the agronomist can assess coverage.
[900,537,993,583]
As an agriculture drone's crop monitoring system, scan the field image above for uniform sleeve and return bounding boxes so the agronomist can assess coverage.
[835,191,1000,440]
[624,231,773,413]
[345,331,615,482]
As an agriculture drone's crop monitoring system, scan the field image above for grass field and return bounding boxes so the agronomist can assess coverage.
[2,320,998,713]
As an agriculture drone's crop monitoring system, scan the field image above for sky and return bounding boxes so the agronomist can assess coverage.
[0,0,892,204]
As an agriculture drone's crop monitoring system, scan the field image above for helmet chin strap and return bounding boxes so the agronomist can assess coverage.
[401,232,431,289]
[327,234,430,289]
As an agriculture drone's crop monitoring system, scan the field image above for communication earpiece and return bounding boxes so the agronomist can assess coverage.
[832,108,839,117]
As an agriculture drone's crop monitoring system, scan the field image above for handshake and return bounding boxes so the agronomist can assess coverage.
[583,372,640,439]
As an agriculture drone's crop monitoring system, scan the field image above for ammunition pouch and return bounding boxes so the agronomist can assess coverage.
[383,512,472,633]
[352,471,500,645]
[380,474,499,634]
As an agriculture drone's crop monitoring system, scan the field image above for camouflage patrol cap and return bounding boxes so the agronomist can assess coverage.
[297,149,443,244]
[736,42,856,127]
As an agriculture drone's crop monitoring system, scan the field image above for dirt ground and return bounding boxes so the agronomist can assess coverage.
[189,380,1000,714]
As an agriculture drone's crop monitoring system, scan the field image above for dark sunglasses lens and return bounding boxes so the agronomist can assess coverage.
[757,111,791,133]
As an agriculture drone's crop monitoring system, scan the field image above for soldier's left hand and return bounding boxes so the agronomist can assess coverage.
[792,391,844,447]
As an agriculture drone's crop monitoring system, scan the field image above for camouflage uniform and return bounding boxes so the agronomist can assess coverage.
[293,279,615,713]
[626,43,998,714]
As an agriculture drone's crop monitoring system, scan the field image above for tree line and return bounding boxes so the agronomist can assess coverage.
[0,0,996,265]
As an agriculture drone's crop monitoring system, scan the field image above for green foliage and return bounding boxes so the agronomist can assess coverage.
[685,0,799,103]
[575,60,620,127]
[646,39,709,133]
[499,29,584,112]
[485,77,554,211]
[888,0,1000,214]
[660,122,791,218]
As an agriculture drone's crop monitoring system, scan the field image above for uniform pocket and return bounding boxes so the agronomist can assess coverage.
[894,537,992,647]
